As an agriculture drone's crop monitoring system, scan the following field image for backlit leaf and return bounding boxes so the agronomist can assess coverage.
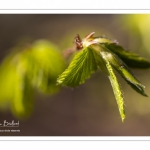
[28,40,66,94]
[93,36,150,68]
[57,47,99,87]
[104,43,150,69]
[0,40,66,118]
[91,44,148,97]
[100,51,125,122]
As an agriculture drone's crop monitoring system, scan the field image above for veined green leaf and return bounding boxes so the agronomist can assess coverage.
[103,51,147,97]
[104,43,150,69]
[91,44,147,97]
[100,51,125,122]
[57,47,99,87]
[93,36,150,68]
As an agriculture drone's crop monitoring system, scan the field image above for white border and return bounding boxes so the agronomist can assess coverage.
[0,0,150,10]
[1,10,150,14]
[0,140,149,150]
[0,136,150,140]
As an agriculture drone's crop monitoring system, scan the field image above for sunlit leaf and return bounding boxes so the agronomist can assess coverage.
[58,32,149,122]
[0,51,34,118]
[91,44,148,97]
[104,43,150,69]
[100,51,125,122]
[90,44,125,122]
[28,40,66,94]
[93,36,150,68]
[0,40,66,118]
[57,47,99,87]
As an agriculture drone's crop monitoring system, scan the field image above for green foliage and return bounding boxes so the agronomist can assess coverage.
[11,70,34,118]
[0,32,149,122]
[26,40,66,94]
[101,56,125,122]
[0,40,65,118]
[92,44,147,97]
[93,36,150,68]
[104,43,150,68]
[57,47,99,87]
[57,33,149,122]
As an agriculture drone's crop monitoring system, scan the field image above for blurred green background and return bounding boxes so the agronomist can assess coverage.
[0,14,150,136]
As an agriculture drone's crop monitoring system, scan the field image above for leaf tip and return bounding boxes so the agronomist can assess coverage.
[144,93,148,97]
[120,107,126,123]
[121,115,125,123]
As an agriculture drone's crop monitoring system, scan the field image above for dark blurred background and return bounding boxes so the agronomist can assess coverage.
[0,14,150,136]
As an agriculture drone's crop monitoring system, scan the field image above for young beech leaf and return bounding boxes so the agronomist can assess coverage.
[25,40,66,94]
[0,40,66,118]
[0,52,34,118]
[91,44,148,97]
[103,43,150,69]
[58,32,149,122]
[93,36,150,68]
[11,71,34,118]
[57,47,99,87]
[103,47,148,97]
[100,52,125,122]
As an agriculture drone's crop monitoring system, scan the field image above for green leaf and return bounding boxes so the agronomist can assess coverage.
[104,43,150,69]
[57,47,99,87]
[0,40,66,118]
[89,44,125,121]
[100,52,125,122]
[26,40,66,94]
[11,71,34,118]
[0,52,34,118]
[93,36,150,68]
[104,51,148,97]
[91,44,147,97]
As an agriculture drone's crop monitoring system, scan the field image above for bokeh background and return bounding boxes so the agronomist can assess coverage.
[0,14,150,136]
